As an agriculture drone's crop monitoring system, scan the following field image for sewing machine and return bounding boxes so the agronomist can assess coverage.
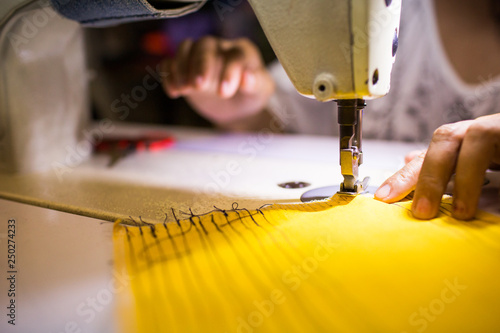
[248,0,401,193]
[0,0,401,196]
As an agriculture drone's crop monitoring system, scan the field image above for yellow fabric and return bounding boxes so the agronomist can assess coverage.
[113,194,500,333]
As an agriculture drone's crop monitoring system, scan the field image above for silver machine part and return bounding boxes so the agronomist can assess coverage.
[338,99,365,194]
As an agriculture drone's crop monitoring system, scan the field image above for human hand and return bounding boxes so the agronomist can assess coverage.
[374,114,500,220]
[161,36,275,130]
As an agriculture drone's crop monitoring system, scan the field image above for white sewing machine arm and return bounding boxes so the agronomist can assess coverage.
[247,0,401,102]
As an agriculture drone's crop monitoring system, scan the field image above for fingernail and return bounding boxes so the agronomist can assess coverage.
[374,184,391,200]
[413,196,431,219]
[453,199,467,218]
[220,81,229,96]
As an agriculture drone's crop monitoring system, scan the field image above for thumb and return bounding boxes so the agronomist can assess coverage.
[374,152,426,203]
[240,68,274,97]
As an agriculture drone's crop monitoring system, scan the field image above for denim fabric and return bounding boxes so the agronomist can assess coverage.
[50,0,207,26]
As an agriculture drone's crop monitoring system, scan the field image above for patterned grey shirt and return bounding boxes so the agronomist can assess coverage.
[268,0,500,143]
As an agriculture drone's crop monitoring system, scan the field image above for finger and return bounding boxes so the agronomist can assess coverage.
[452,118,500,219]
[240,69,257,93]
[160,58,178,98]
[405,149,426,164]
[219,47,245,98]
[232,38,264,69]
[173,39,193,93]
[374,151,425,203]
[235,38,274,96]
[188,37,219,90]
[240,68,276,98]
[412,121,472,219]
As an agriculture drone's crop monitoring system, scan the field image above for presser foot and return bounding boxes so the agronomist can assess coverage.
[337,177,371,195]
[300,177,374,203]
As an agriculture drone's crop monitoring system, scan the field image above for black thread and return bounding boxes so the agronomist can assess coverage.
[243,208,260,226]
[150,225,157,238]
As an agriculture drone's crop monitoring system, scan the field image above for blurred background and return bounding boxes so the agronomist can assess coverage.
[85,0,276,128]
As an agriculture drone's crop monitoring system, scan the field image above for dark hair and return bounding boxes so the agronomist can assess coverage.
[493,0,500,24]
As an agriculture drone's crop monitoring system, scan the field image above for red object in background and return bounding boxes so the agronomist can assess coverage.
[141,31,172,57]
[136,137,174,151]
[94,136,175,167]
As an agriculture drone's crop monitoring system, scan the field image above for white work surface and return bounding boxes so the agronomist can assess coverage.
[0,123,432,224]
[0,123,498,333]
